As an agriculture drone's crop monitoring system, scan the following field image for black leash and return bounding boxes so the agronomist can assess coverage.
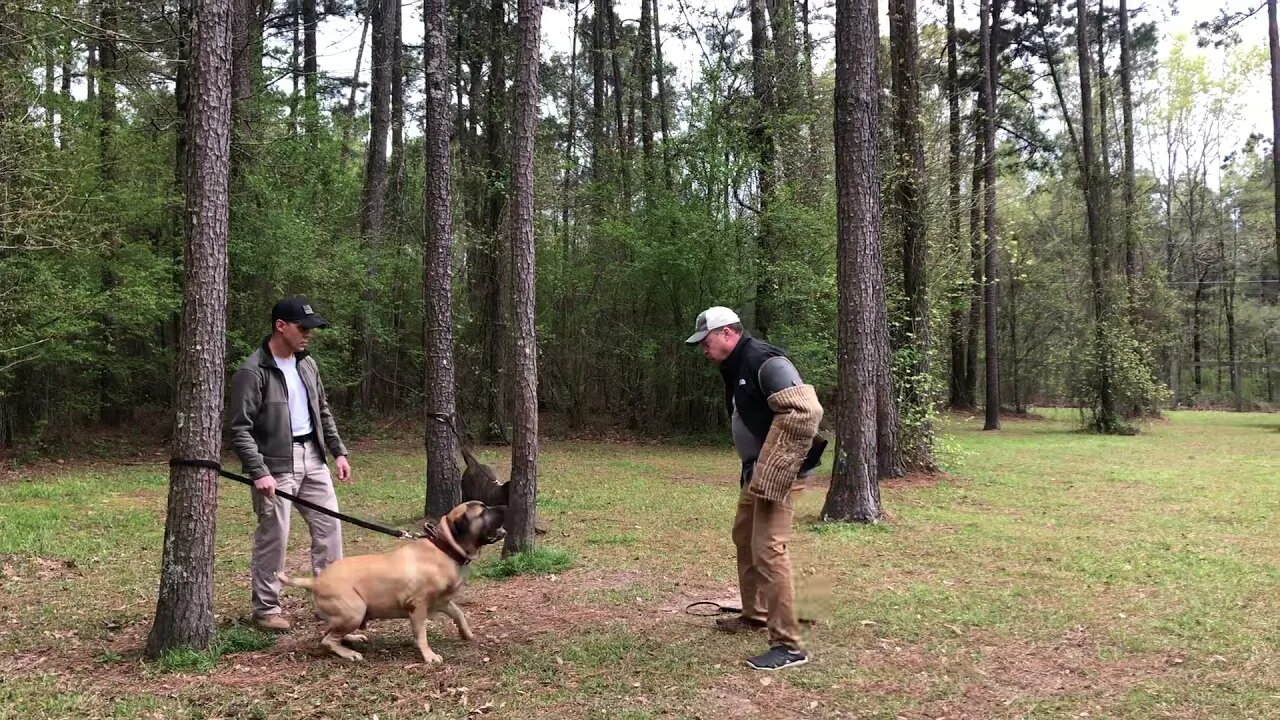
[169,458,415,540]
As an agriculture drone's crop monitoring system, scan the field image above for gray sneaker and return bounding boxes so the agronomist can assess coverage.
[746,645,809,671]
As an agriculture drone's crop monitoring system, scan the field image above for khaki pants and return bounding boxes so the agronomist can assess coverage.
[250,438,343,617]
[732,484,802,650]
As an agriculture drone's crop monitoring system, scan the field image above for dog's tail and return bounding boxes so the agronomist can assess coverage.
[275,570,315,591]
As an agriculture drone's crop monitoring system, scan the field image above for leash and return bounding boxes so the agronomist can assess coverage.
[168,458,415,540]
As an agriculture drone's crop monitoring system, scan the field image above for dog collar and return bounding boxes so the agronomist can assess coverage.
[423,525,471,566]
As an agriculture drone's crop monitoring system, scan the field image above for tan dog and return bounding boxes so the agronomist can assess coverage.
[277,501,506,664]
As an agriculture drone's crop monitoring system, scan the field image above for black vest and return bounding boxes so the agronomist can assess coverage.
[720,334,788,443]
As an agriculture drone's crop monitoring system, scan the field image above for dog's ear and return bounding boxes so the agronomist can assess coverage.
[450,514,472,541]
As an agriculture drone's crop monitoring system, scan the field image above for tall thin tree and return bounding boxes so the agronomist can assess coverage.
[1270,0,1280,282]
[981,0,1001,431]
[1079,0,1118,431]
[146,0,232,657]
[505,0,544,554]
[946,0,966,410]
[889,0,932,468]
[1120,0,1137,301]
[824,0,888,522]
[423,0,462,518]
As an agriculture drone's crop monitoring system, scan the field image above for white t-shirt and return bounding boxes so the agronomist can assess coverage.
[274,354,314,437]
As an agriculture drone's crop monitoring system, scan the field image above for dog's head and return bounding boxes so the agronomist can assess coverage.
[443,501,507,549]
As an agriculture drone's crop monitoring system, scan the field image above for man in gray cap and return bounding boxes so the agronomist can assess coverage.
[228,296,353,631]
[687,306,825,671]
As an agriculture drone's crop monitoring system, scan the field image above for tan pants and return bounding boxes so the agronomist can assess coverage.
[250,438,343,617]
[732,485,802,650]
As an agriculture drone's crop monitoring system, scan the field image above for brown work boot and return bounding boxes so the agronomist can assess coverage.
[254,614,291,632]
[714,615,767,633]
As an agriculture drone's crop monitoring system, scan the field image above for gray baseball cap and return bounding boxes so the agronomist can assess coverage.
[685,306,741,344]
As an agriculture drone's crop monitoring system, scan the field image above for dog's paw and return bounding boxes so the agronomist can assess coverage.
[421,650,443,664]
[343,633,368,644]
[346,650,365,662]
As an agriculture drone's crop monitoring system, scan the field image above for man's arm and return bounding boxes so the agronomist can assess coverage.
[749,358,824,502]
[312,362,349,459]
[227,367,269,480]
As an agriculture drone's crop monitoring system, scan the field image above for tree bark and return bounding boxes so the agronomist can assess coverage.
[289,0,300,133]
[651,0,672,181]
[591,0,606,179]
[825,0,885,522]
[423,0,462,519]
[1079,0,1117,431]
[146,0,232,658]
[302,0,317,134]
[946,0,966,410]
[337,11,369,172]
[562,0,580,244]
[1270,0,1280,285]
[749,0,777,340]
[388,0,405,219]
[638,0,654,183]
[358,0,393,409]
[607,0,630,203]
[889,0,932,468]
[981,0,1001,431]
[1120,0,1137,300]
[964,95,984,411]
[505,0,543,554]
[231,0,257,160]
[479,0,510,442]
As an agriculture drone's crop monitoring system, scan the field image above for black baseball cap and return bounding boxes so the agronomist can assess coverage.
[271,296,329,329]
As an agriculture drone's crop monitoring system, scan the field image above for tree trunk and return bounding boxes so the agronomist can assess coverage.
[1193,268,1204,394]
[638,0,654,183]
[889,0,932,469]
[337,11,370,172]
[651,0,672,181]
[946,0,966,410]
[765,0,800,174]
[1120,0,1137,300]
[824,0,884,522]
[1096,0,1113,270]
[423,0,462,520]
[749,0,777,340]
[1223,220,1240,410]
[145,0,232,658]
[358,0,393,409]
[1078,0,1116,431]
[479,0,510,442]
[964,95,984,411]
[388,0,405,219]
[231,0,257,161]
[505,0,543,554]
[607,0,630,203]
[175,0,191,213]
[302,0,317,133]
[591,0,605,179]
[86,42,96,102]
[1271,0,1280,286]
[981,0,1001,431]
[289,0,300,133]
[97,0,123,428]
[1009,259,1022,413]
[562,0,580,244]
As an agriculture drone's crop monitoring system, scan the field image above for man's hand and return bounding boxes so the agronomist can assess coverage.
[254,474,277,498]
[336,455,352,483]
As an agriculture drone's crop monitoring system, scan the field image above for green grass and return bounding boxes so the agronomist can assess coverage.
[1,409,1278,718]
[475,546,574,579]
[152,624,278,674]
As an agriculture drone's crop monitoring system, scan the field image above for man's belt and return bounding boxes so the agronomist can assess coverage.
[291,432,314,444]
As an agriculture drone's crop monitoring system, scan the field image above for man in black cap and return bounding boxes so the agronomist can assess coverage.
[227,296,353,631]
